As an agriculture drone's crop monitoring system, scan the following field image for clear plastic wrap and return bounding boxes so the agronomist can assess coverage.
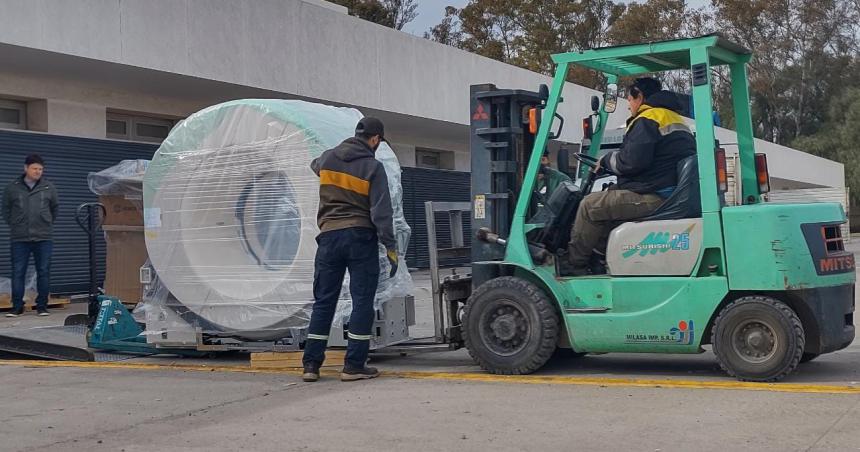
[0,267,38,304]
[87,160,149,197]
[139,99,413,341]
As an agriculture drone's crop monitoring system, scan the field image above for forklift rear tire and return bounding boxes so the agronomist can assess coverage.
[712,296,805,382]
[463,276,559,375]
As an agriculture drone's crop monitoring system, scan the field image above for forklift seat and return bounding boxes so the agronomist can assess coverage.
[532,180,583,253]
[640,155,701,221]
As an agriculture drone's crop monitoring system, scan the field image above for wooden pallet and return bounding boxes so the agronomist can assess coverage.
[0,296,70,312]
[250,350,346,370]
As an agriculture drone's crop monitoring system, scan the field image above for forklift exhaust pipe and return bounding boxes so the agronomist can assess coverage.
[476,227,550,265]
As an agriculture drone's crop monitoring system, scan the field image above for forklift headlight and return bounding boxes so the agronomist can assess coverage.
[527,108,539,135]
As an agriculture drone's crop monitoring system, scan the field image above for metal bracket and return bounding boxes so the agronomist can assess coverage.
[425,201,472,344]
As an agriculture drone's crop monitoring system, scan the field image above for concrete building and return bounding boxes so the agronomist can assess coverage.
[0,0,844,188]
[0,0,848,291]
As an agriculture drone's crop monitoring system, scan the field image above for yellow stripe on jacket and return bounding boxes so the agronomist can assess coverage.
[628,105,692,136]
[319,169,370,196]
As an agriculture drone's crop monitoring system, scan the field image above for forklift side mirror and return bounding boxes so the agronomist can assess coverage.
[538,84,549,101]
[590,95,600,113]
[604,83,619,113]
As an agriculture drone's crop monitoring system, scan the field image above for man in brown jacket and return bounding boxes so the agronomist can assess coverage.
[302,117,397,382]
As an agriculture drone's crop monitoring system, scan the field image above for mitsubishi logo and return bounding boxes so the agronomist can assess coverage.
[472,103,489,121]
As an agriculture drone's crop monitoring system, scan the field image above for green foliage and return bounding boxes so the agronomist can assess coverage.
[425,0,859,147]
[712,0,860,144]
[425,0,625,89]
[793,89,860,205]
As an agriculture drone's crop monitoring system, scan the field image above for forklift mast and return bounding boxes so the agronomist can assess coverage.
[469,84,545,286]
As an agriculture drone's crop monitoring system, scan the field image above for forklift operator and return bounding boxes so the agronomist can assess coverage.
[567,77,696,275]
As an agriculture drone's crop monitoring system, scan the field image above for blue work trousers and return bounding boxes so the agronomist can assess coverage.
[10,240,53,310]
[303,228,380,369]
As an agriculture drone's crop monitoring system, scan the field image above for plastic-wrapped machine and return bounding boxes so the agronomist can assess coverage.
[140,99,412,342]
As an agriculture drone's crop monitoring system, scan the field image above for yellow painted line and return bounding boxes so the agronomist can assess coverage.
[390,371,860,394]
[1,360,859,394]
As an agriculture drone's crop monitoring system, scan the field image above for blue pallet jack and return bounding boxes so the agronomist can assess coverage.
[0,203,185,361]
[76,202,160,354]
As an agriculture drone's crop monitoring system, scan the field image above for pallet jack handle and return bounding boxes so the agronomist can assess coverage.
[75,202,106,327]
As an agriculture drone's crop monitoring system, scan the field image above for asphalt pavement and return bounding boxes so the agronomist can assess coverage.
[0,243,859,451]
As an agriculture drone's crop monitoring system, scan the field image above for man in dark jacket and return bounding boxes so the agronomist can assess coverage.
[302,117,397,382]
[567,78,696,275]
[2,154,59,316]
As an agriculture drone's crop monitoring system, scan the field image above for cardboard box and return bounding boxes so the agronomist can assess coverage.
[103,225,148,304]
[100,195,143,226]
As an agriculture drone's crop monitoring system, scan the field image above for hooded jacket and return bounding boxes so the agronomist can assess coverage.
[599,90,696,194]
[2,175,59,242]
[310,137,396,251]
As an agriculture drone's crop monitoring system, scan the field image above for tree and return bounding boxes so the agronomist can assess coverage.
[606,0,687,45]
[424,0,626,88]
[424,0,860,152]
[712,0,860,143]
[793,88,860,205]
[606,0,713,93]
[330,0,418,30]
[424,6,462,45]
[384,0,419,30]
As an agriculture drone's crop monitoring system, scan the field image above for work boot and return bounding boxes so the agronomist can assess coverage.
[587,251,607,275]
[341,366,380,382]
[5,307,24,318]
[37,308,50,317]
[302,365,320,382]
[558,256,590,277]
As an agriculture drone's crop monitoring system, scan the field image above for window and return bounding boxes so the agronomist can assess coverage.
[106,119,127,136]
[415,148,455,170]
[0,99,27,130]
[418,152,440,168]
[107,112,174,143]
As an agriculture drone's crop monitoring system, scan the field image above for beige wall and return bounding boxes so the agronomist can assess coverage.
[0,0,846,182]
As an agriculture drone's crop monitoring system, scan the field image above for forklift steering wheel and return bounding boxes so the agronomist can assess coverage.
[573,152,600,169]
[574,153,613,176]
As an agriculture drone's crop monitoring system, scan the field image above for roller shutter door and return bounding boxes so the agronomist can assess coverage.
[0,130,158,293]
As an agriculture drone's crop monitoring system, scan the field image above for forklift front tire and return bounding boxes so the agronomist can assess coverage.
[463,276,559,375]
[712,296,805,382]
[800,352,820,364]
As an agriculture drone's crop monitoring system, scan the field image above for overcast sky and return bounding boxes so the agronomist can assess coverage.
[402,0,712,37]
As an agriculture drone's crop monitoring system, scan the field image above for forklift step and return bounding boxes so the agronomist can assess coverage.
[565,307,610,314]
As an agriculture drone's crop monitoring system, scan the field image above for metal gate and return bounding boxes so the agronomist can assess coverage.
[401,167,471,268]
[0,130,158,293]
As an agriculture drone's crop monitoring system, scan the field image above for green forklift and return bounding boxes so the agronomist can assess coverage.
[462,34,855,382]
